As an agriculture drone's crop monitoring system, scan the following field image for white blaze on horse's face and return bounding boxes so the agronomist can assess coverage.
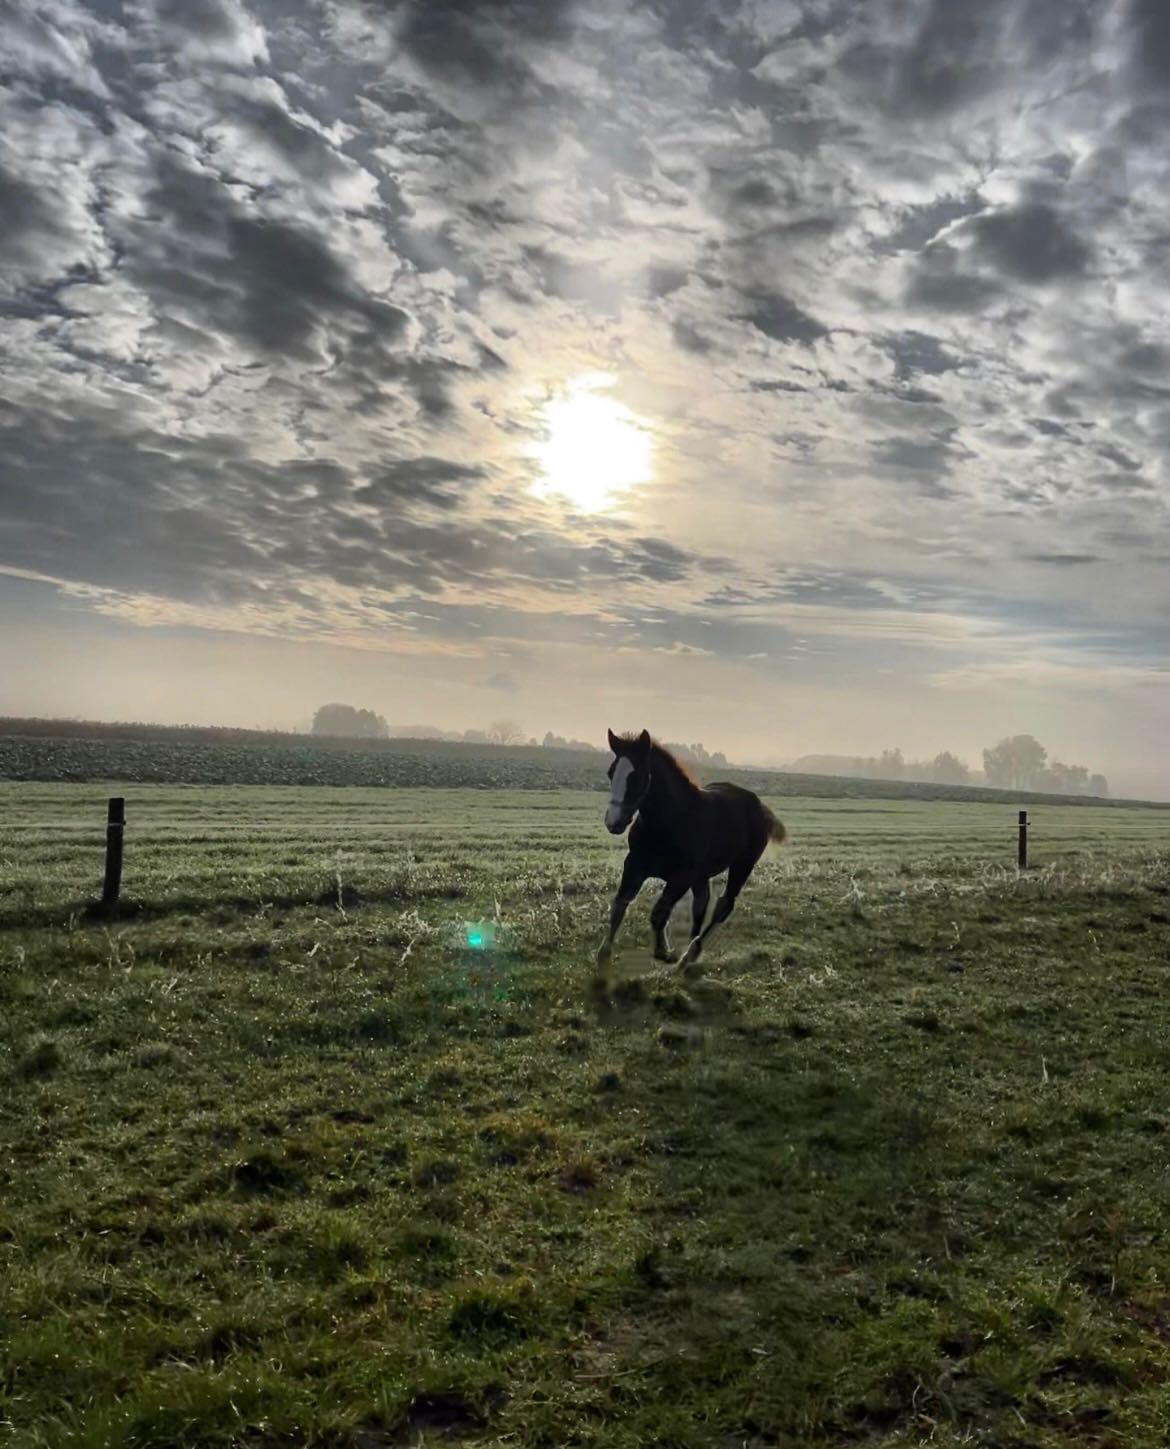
[605,757,635,833]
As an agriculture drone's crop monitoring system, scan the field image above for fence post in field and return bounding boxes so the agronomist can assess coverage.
[1017,809,1028,871]
[102,797,125,910]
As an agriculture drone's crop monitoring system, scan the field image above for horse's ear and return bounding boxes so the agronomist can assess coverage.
[637,728,651,752]
[607,727,620,754]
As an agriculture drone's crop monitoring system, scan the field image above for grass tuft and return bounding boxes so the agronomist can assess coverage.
[15,1035,63,1079]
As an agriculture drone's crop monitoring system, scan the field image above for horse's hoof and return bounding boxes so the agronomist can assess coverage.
[654,950,679,966]
[596,944,613,969]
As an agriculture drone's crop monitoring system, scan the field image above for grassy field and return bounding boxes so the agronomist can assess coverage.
[3,784,1170,1447]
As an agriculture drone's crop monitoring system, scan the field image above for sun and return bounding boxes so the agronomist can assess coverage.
[529,374,653,513]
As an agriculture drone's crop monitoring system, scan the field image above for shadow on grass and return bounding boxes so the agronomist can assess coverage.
[540,978,947,1440]
[554,954,1159,1446]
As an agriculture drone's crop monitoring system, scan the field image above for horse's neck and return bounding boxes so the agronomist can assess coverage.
[641,767,694,831]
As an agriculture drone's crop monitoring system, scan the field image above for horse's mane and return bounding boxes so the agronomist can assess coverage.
[615,732,699,789]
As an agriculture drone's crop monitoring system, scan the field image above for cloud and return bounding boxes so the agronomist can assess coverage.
[0,0,1166,775]
[884,329,963,379]
[733,286,828,345]
[0,96,114,292]
[1023,553,1102,567]
[1129,0,1170,91]
[152,0,269,67]
[0,162,61,273]
[484,669,519,693]
[2,0,120,97]
[0,392,726,642]
[390,0,576,85]
[964,201,1093,284]
[118,150,410,361]
[870,433,961,497]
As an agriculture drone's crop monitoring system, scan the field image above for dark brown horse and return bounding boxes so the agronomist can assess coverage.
[597,728,786,970]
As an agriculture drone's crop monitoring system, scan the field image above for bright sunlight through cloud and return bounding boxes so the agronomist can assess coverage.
[529,375,654,513]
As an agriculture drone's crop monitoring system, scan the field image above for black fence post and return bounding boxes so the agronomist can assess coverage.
[102,797,125,910]
[1017,809,1028,871]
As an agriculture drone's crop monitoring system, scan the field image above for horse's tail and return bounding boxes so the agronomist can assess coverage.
[763,804,788,848]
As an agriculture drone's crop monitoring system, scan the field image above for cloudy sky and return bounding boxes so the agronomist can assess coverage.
[1,0,1168,793]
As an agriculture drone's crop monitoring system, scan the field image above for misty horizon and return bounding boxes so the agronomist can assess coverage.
[2,706,1148,802]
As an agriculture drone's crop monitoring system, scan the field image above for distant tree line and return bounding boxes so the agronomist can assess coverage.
[981,734,1108,796]
[545,731,728,765]
[309,708,1109,797]
[309,707,739,766]
[788,735,1108,797]
[310,706,590,751]
[662,740,728,768]
[0,711,1121,802]
[542,731,603,753]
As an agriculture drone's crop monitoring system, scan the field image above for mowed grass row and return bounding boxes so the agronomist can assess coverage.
[3,785,1168,924]
[2,785,1170,1447]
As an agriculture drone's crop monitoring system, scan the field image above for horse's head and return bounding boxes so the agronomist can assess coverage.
[604,727,652,834]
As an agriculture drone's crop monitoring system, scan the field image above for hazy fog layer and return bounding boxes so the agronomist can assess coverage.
[1,2,1167,798]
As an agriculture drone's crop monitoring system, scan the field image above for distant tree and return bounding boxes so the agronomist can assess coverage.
[931,751,970,785]
[983,734,1048,790]
[1043,762,1067,793]
[1036,762,1096,796]
[664,741,723,764]
[1088,773,1110,798]
[878,747,905,780]
[487,719,525,746]
[311,703,389,739]
[1063,763,1089,793]
[541,731,602,752]
[462,729,489,744]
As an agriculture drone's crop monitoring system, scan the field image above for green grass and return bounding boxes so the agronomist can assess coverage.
[3,784,1170,1447]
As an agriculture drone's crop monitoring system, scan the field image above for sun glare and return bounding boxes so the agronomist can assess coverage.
[529,375,653,513]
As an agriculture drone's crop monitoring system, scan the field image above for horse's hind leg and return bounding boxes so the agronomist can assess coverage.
[650,874,692,964]
[679,855,757,969]
[690,876,711,941]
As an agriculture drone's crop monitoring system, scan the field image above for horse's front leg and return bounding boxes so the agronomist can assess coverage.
[596,854,647,968]
[650,874,694,964]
